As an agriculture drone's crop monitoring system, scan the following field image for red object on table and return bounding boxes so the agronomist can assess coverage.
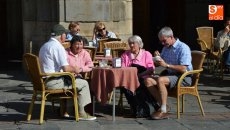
[90,67,140,105]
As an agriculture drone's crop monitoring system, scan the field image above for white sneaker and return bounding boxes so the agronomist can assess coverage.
[79,113,96,121]
[63,112,70,118]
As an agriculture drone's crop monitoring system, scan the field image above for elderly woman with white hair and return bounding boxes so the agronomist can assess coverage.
[120,35,158,118]
[121,35,154,75]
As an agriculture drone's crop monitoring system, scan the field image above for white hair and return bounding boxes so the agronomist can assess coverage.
[158,26,174,38]
[128,35,144,48]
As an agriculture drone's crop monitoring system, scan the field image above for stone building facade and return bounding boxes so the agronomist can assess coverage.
[23,0,133,55]
[1,0,230,68]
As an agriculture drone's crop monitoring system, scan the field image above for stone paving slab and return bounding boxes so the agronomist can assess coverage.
[0,67,230,130]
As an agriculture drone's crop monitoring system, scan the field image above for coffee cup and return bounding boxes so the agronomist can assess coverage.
[153,56,161,62]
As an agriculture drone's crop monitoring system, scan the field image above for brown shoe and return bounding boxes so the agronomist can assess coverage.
[166,105,171,112]
[151,111,169,120]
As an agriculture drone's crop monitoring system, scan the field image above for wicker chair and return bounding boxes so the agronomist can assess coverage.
[97,38,121,54]
[84,46,97,62]
[83,46,97,80]
[104,41,129,50]
[111,48,127,58]
[62,41,71,49]
[196,27,214,52]
[196,27,222,74]
[23,53,79,124]
[168,51,206,119]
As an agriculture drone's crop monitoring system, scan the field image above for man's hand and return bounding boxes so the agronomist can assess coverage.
[154,50,160,56]
[156,59,168,68]
[224,25,230,34]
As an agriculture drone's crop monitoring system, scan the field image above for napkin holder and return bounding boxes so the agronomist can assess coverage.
[104,48,111,57]
[112,58,121,68]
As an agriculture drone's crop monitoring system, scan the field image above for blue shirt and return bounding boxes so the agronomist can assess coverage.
[93,31,117,47]
[66,32,80,41]
[161,39,193,74]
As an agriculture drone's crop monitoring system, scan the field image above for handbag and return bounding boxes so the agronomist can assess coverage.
[131,64,147,74]
[121,64,159,118]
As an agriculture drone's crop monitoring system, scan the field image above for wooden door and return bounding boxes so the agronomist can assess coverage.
[133,0,185,53]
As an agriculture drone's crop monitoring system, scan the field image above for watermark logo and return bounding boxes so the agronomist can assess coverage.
[209,5,224,20]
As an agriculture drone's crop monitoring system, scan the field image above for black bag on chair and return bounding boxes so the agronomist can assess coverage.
[131,64,147,74]
[121,64,159,118]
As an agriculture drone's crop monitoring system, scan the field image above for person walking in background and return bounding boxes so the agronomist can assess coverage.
[144,27,193,120]
[39,24,96,121]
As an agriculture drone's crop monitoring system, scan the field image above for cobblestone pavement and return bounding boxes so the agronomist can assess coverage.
[0,65,230,130]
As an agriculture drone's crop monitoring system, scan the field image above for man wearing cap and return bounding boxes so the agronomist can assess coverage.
[39,24,96,121]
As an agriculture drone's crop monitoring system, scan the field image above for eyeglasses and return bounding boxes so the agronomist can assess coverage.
[98,27,106,32]
[160,36,171,43]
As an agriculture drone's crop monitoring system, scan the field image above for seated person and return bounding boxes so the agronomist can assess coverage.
[39,24,96,121]
[121,35,154,77]
[215,17,230,51]
[66,21,89,46]
[66,35,94,77]
[92,21,117,47]
[215,17,230,69]
[66,21,81,41]
[121,35,158,118]
[144,27,193,120]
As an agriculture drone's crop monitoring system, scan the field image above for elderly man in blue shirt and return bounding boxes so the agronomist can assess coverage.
[144,26,193,120]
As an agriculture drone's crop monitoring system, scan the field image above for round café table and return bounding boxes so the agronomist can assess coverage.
[90,67,140,121]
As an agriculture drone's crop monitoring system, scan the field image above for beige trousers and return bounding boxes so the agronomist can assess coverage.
[45,77,91,108]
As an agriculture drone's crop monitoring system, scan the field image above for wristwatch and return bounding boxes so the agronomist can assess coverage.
[166,64,170,68]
